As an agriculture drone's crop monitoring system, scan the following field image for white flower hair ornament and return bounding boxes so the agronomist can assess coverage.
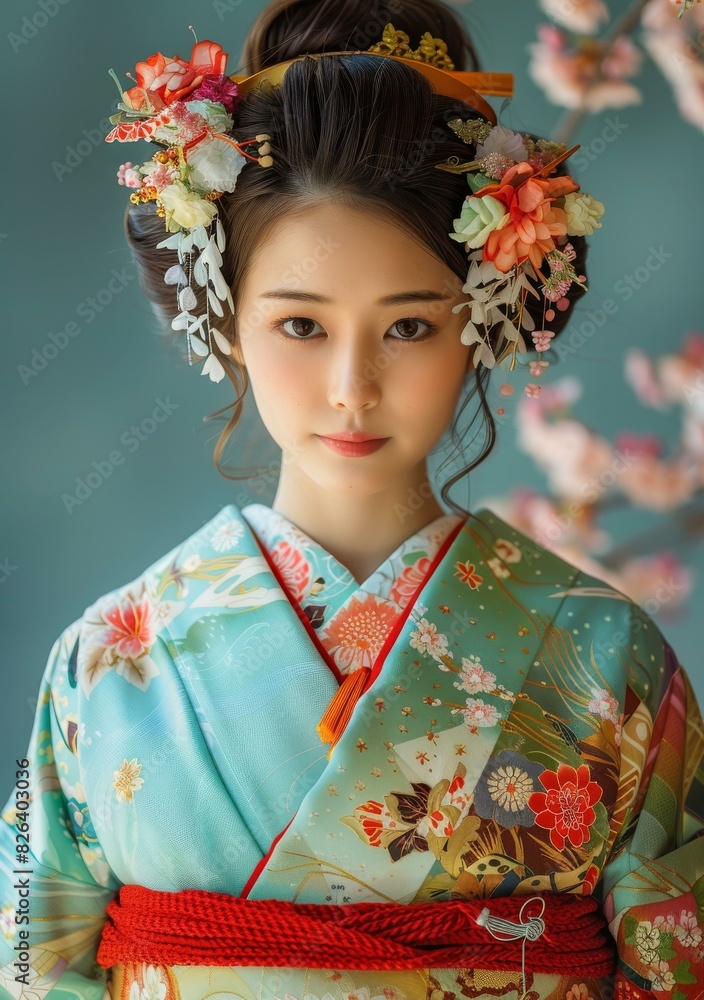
[436,117,605,398]
[105,33,273,383]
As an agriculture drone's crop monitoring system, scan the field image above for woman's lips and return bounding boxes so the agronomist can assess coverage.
[317,435,390,457]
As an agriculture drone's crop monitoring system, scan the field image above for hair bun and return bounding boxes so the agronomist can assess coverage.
[239,0,481,75]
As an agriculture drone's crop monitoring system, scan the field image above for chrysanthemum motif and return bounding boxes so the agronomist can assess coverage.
[113,757,144,803]
[321,594,399,672]
[528,762,602,850]
[389,556,432,609]
[209,517,245,552]
[474,748,545,827]
[270,540,312,605]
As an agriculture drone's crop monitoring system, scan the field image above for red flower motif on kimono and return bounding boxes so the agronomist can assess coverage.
[527,763,602,851]
[389,556,432,609]
[270,540,311,603]
[102,591,156,659]
[79,583,163,699]
[321,594,399,673]
[454,560,484,589]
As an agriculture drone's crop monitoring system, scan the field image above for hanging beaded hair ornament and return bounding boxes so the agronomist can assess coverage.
[106,25,604,395]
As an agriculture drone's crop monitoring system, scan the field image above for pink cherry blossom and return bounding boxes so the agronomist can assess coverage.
[624,348,668,409]
[529,360,550,377]
[619,455,699,511]
[616,551,694,610]
[454,656,497,695]
[528,26,643,111]
[539,0,610,34]
[459,698,501,728]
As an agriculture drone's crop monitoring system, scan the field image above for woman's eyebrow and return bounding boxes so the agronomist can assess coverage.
[258,289,454,305]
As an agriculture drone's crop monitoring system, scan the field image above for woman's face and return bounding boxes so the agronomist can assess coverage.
[232,201,474,498]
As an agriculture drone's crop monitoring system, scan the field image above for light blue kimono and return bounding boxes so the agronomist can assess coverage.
[1,502,702,1000]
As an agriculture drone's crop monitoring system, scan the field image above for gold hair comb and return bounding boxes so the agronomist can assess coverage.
[229,23,514,127]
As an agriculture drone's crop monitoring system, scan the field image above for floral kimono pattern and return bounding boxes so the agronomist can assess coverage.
[0,502,702,1000]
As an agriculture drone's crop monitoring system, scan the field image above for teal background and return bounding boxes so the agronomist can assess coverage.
[1,0,702,792]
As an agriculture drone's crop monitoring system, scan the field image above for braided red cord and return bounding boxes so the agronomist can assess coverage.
[97,884,616,976]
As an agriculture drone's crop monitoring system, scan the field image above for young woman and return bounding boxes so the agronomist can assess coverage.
[1,2,702,999]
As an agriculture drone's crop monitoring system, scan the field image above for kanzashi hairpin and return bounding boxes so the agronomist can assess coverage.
[107,35,273,383]
[107,25,604,395]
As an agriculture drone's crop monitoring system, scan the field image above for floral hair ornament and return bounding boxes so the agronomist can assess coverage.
[106,24,604,397]
[106,27,273,383]
[106,24,517,385]
[437,115,605,398]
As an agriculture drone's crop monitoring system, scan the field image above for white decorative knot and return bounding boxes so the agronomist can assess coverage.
[474,895,547,1000]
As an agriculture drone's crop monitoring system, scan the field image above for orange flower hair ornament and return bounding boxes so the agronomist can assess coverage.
[106,25,604,393]
[439,119,605,395]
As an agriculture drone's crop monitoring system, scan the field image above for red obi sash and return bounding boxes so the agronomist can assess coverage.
[97,884,617,978]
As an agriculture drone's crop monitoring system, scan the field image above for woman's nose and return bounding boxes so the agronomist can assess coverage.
[326,336,392,411]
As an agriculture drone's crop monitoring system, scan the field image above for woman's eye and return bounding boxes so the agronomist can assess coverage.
[275,317,324,340]
[388,318,436,342]
[272,316,437,342]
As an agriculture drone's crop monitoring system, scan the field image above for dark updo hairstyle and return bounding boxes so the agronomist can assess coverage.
[125,0,589,516]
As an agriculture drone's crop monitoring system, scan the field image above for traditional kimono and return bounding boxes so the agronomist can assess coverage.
[1,501,703,1000]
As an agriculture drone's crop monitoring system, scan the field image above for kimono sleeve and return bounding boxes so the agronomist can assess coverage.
[599,634,704,999]
[0,619,122,1000]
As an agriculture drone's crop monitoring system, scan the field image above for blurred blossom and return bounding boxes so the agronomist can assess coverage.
[618,455,699,511]
[644,0,704,33]
[659,333,704,417]
[625,333,704,421]
[517,386,616,501]
[616,551,695,611]
[642,31,704,130]
[624,349,669,409]
[642,0,704,132]
[601,35,644,77]
[528,27,643,110]
[539,0,610,34]
[482,487,613,553]
[614,431,664,460]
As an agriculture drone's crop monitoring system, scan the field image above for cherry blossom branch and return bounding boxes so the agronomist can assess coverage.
[552,0,653,143]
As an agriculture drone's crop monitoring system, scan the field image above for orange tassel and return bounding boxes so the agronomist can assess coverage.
[316,666,371,758]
